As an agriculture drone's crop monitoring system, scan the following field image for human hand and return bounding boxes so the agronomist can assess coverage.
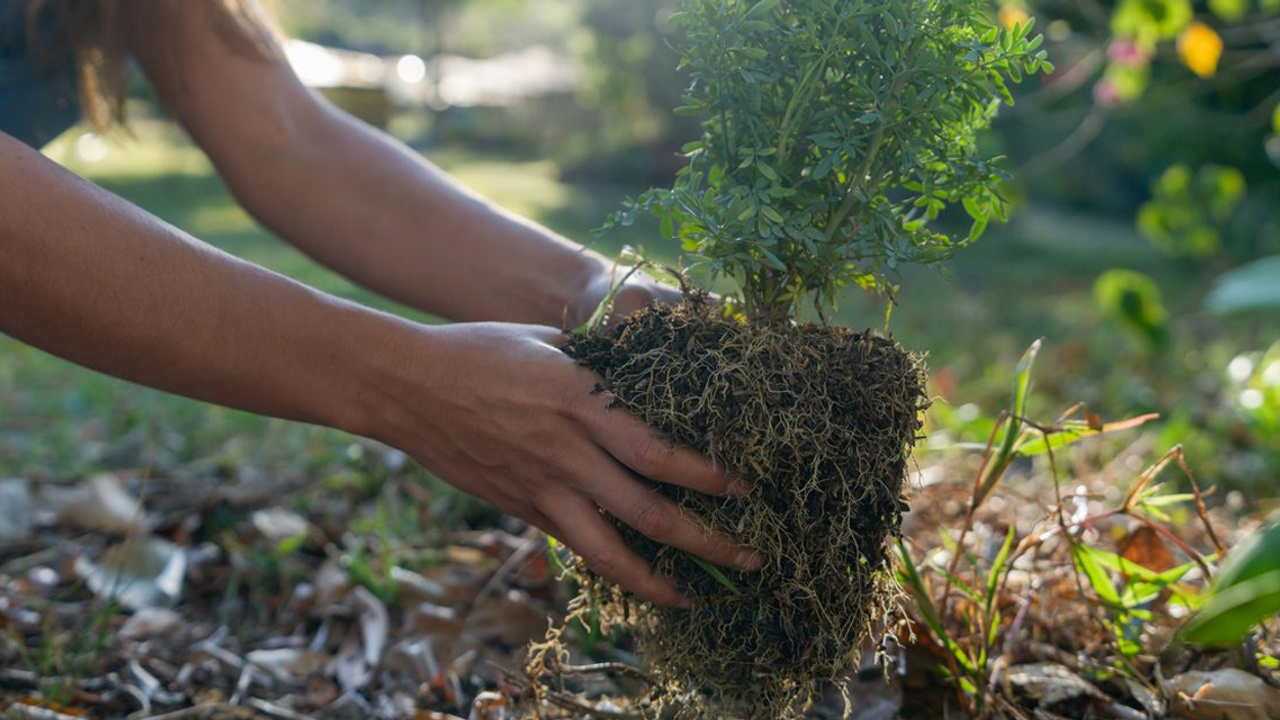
[369,321,760,607]
[568,264,684,330]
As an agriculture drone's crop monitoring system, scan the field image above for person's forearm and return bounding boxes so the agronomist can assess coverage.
[122,3,611,328]
[0,132,400,435]
[203,95,609,327]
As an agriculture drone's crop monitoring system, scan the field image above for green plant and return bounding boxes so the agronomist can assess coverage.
[616,0,1051,320]
[1137,163,1247,259]
[1093,269,1170,353]
[1185,519,1280,646]
[897,340,1184,714]
[555,2,1051,716]
[6,596,121,710]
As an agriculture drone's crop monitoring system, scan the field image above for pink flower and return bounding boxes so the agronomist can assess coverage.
[1107,39,1150,68]
[1093,79,1121,107]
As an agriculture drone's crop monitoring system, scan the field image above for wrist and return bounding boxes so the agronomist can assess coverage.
[315,301,435,445]
[561,252,616,329]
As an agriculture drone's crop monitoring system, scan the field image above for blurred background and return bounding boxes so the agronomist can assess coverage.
[6,0,1279,498]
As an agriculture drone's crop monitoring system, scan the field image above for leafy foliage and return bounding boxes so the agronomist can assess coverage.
[615,0,1052,320]
[1093,269,1170,352]
[1137,163,1246,259]
[1186,520,1280,646]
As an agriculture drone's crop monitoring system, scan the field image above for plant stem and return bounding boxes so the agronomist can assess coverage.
[824,125,886,244]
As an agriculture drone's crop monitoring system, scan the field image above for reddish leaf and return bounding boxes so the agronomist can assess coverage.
[1119,525,1177,574]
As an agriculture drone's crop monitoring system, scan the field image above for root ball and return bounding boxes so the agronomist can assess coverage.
[562,300,928,718]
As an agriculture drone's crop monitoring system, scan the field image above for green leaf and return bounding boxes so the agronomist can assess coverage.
[897,540,978,673]
[1073,543,1121,607]
[758,246,786,270]
[997,339,1039,455]
[745,0,781,19]
[1184,569,1280,646]
[1212,521,1280,594]
[1205,255,1280,315]
[961,196,984,221]
[1015,413,1159,456]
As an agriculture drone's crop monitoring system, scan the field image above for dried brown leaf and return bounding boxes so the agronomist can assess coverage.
[1118,525,1177,574]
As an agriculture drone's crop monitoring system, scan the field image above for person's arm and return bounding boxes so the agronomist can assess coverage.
[0,131,758,606]
[123,1,664,328]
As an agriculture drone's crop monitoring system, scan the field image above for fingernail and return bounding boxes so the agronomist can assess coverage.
[736,550,765,571]
[677,596,694,610]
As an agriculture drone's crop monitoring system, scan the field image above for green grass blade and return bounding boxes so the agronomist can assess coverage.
[689,554,742,596]
[986,525,1016,610]
[977,339,1041,502]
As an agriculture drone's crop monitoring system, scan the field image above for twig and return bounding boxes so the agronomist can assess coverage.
[938,409,1009,622]
[130,703,235,720]
[1019,105,1109,178]
[244,698,318,720]
[558,662,654,684]
[538,688,644,720]
[1172,446,1226,559]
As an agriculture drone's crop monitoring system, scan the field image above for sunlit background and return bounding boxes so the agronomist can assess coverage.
[8,0,1280,494]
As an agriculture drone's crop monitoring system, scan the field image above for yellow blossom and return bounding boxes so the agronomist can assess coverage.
[1178,21,1223,78]
[998,4,1031,30]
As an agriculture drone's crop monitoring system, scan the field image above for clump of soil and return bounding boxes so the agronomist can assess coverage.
[561,298,928,718]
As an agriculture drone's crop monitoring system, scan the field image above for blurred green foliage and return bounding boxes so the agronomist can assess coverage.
[1093,269,1170,352]
[1137,163,1245,259]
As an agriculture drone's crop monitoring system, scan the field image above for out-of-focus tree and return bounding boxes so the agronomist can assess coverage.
[562,0,700,181]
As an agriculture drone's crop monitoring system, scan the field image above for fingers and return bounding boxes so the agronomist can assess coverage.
[594,467,764,573]
[585,405,739,498]
[541,492,690,608]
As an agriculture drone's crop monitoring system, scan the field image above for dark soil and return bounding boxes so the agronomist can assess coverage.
[561,299,928,718]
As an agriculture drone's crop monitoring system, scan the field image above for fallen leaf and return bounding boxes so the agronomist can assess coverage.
[1119,525,1177,574]
[468,691,508,720]
[333,586,390,692]
[405,602,462,636]
[246,648,330,683]
[251,506,312,546]
[1164,668,1280,720]
[74,535,185,609]
[50,474,146,534]
[457,591,550,649]
[350,585,389,666]
[119,607,183,639]
[1006,663,1107,710]
[312,559,351,611]
[384,638,443,684]
[391,566,450,604]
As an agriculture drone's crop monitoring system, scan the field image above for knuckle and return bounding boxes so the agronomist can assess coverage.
[534,441,569,474]
[631,436,672,477]
[630,500,673,539]
[580,548,618,578]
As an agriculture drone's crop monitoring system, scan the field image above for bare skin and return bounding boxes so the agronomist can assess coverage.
[0,0,759,607]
